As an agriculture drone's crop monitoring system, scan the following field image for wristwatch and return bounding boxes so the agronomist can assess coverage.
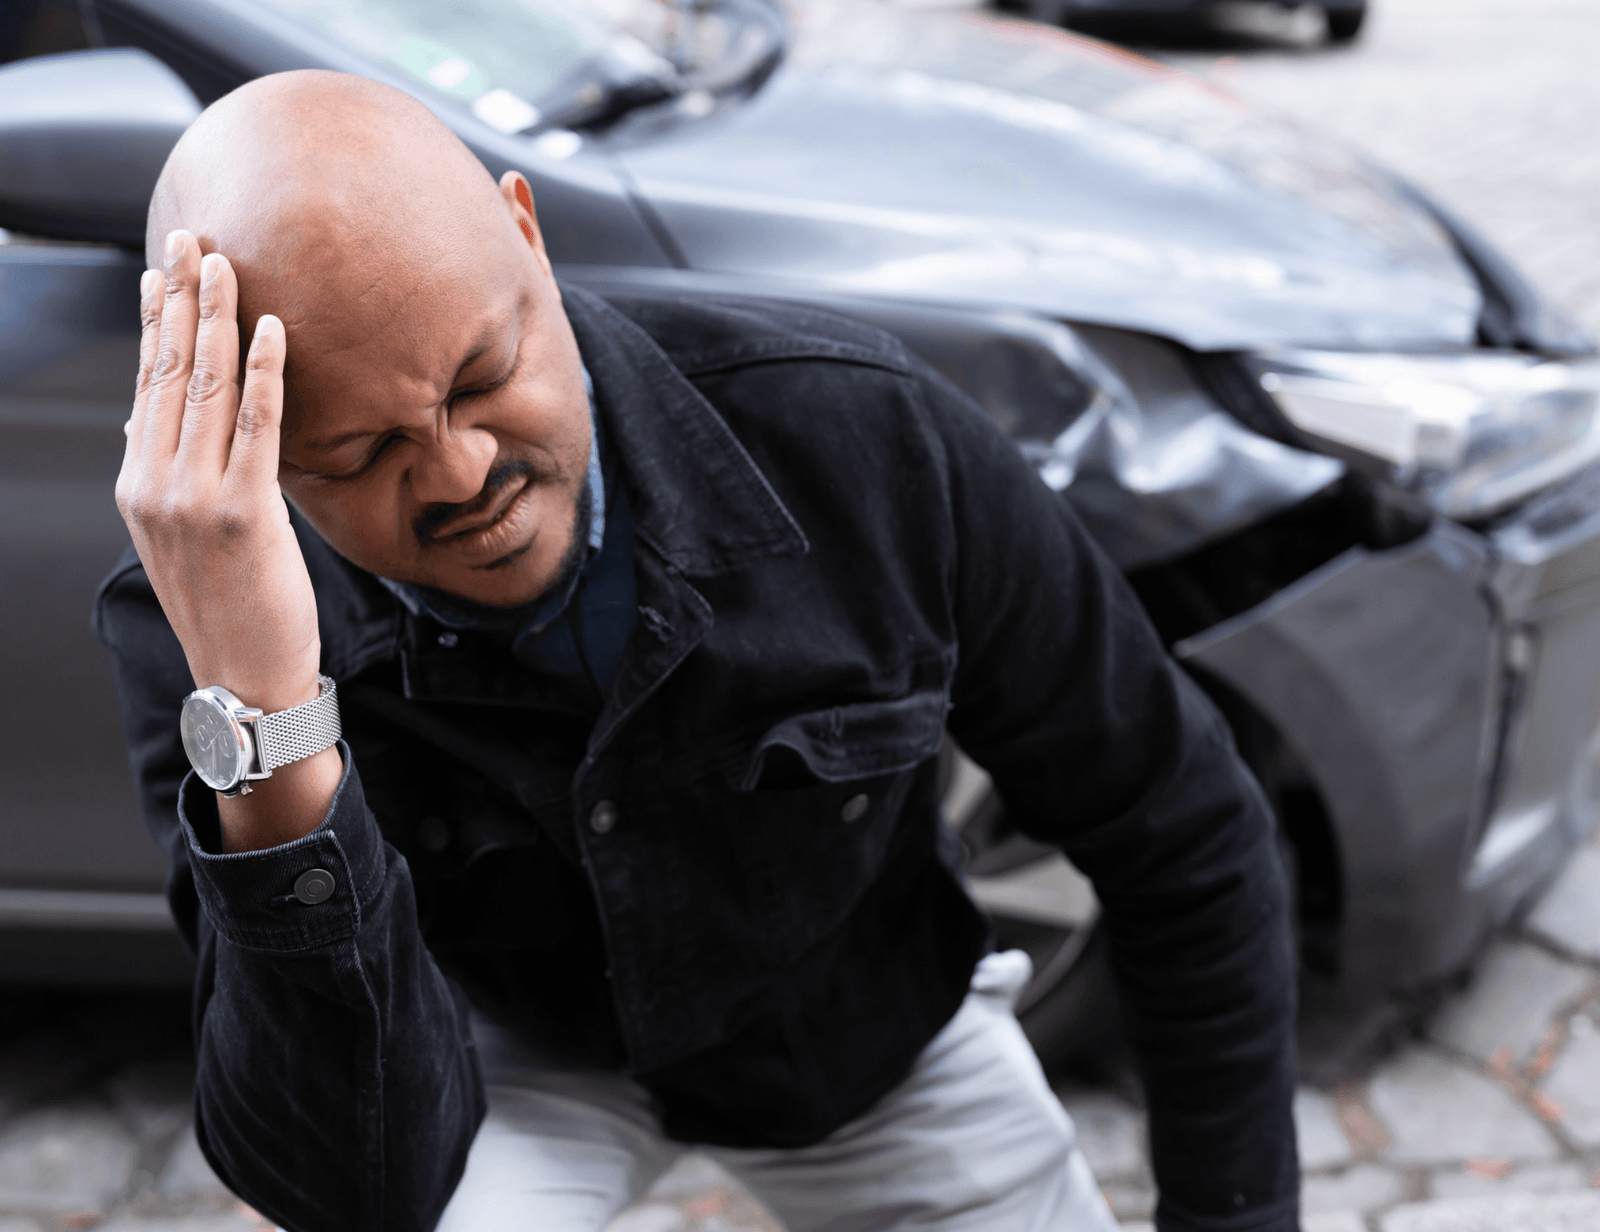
[179,674,341,797]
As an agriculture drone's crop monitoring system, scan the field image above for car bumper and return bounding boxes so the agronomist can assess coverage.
[1174,469,1600,996]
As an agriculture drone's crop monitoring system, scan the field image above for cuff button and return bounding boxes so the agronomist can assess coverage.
[589,800,618,835]
[293,868,336,905]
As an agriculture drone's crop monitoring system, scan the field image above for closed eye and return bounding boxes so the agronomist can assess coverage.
[317,433,403,481]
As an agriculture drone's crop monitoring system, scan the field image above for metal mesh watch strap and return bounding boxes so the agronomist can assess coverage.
[257,674,341,772]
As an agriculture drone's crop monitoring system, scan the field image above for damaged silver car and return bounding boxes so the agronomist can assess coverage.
[3,0,1598,1065]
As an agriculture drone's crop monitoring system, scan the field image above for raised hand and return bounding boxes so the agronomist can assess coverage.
[116,230,338,849]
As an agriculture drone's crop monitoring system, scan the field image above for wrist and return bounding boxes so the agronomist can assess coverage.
[180,673,340,802]
[217,743,343,853]
[187,666,323,715]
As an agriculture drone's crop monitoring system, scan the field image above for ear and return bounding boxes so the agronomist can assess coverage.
[499,170,555,286]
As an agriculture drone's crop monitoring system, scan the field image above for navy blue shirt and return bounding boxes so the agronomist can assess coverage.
[376,371,637,706]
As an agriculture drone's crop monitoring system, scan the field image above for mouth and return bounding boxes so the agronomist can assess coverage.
[425,476,542,565]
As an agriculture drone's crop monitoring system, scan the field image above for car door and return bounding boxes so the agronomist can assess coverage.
[0,9,190,979]
[0,234,190,981]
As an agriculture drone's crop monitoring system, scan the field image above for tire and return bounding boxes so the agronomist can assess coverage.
[939,741,1123,1069]
[1326,5,1366,42]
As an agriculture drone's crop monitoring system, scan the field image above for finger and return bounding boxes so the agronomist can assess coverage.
[175,252,243,473]
[122,268,166,457]
[225,313,286,493]
[139,230,203,464]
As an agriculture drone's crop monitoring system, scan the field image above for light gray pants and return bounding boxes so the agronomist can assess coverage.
[436,951,1119,1232]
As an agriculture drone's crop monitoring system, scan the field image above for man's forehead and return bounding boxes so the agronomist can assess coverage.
[283,285,526,446]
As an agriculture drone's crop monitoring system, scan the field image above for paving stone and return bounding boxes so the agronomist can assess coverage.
[1431,1161,1594,1199]
[1431,942,1595,1066]
[631,1153,781,1232]
[1302,1214,1367,1232]
[1100,1179,1156,1222]
[1530,848,1600,960]
[1057,1090,1146,1178]
[0,1108,138,1213]
[1295,1088,1354,1171]
[604,1204,687,1232]
[96,1213,272,1232]
[1303,1163,1407,1215]
[1380,1190,1600,1232]
[1540,1032,1600,1148]
[157,1127,233,1200]
[643,1155,728,1202]
[1366,1048,1558,1165]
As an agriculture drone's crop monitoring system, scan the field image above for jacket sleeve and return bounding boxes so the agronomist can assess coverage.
[922,372,1300,1232]
[92,550,485,1232]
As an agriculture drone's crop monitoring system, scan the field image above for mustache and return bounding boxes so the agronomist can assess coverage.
[413,459,539,546]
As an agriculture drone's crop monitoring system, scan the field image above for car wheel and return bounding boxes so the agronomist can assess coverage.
[1325,5,1366,42]
[939,740,1123,1068]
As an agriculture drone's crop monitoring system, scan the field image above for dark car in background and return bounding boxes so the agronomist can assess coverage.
[992,0,1368,45]
[4,0,1599,1066]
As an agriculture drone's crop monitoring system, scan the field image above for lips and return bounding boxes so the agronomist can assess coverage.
[429,476,530,541]
[429,476,543,565]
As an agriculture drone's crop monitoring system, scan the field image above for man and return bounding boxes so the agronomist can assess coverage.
[95,68,1299,1232]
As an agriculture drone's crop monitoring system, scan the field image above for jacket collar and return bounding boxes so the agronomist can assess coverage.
[561,286,809,578]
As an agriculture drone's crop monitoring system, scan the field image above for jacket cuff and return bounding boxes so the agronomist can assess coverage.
[177,742,385,952]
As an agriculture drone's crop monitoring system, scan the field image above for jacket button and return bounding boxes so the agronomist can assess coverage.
[590,800,619,835]
[293,868,336,905]
[841,793,870,823]
[437,631,459,648]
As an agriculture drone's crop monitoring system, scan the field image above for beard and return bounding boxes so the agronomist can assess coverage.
[400,466,596,628]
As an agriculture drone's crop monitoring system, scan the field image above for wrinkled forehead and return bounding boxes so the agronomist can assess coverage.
[279,231,527,413]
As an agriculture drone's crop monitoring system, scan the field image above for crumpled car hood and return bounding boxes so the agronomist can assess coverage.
[613,3,1481,353]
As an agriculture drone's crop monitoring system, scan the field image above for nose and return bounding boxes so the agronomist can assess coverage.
[409,424,499,506]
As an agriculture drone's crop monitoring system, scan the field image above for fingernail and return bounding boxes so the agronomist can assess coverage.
[200,252,221,288]
[255,313,282,339]
[164,231,184,267]
[140,269,159,300]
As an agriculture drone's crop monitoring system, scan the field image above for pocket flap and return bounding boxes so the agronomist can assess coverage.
[738,690,948,792]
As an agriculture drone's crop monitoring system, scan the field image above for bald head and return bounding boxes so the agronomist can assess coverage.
[149,71,514,344]
[146,70,590,610]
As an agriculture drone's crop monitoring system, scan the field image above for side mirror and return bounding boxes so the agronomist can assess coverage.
[0,48,200,248]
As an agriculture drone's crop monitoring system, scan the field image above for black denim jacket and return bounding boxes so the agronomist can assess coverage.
[94,287,1299,1232]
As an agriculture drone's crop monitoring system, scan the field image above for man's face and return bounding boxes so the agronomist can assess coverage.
[272,207,591,609]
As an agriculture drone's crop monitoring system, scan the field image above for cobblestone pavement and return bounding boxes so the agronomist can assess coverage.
[6,0,1600,1228]
[18,826,1600,1230]
[1082,816,1600,1229]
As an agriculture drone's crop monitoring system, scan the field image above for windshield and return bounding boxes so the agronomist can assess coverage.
[250,0,682,131]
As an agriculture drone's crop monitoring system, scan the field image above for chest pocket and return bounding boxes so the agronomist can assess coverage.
[736,690,949,792]
[725,689,948,962]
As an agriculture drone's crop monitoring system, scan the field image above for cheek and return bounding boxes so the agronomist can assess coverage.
[283,478,409,570]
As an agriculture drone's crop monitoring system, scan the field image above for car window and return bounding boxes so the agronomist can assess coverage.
[247,0,673,129]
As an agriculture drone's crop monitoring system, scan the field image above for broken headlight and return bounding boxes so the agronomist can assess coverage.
[1245,349,1600,520]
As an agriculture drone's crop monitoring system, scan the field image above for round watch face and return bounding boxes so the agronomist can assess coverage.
[180,693,245,792]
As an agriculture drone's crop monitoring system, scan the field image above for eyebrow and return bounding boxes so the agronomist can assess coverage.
[300,326,511,454]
